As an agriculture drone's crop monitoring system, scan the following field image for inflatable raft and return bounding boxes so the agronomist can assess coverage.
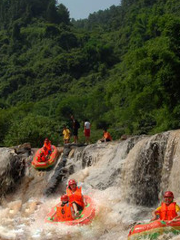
[45,196,96,225]
[31,145,58,170]
[128,218,180,239]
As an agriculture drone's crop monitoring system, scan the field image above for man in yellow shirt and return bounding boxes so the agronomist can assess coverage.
[62,125,71,144]
[151,191,180,221]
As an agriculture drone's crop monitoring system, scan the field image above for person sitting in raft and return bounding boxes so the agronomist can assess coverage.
[37,146,49,162]
[66,179,87,216]
[50,195,76,221]
[100,129,112,142]
[37,151,46,162]
[151,191,180,221]
[43,138,52,155]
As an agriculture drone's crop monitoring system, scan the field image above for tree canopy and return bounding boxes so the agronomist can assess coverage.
[1,0,180,146]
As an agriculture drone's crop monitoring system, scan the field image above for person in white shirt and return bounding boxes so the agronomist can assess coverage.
[84,119,91,144]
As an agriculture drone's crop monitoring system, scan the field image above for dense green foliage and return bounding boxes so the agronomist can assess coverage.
[0,0,180,147]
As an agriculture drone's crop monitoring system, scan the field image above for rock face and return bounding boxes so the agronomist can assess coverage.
[44,144,86,196]
[1,131,180,240]
[1,130,180,209]
[0,148,25,202]
[14,142,31,157]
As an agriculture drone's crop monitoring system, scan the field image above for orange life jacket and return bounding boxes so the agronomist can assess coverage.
[159,202,177,220]
[104,132,112,141]
[37,151,46,162]
[43,142,52,152]
[42,147,49,157]
[66,186,84,208]
[56,203,74,221]
[38,155,46,162]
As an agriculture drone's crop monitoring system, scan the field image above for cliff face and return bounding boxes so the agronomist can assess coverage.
[0,130,180,240]
[0,148,25,202]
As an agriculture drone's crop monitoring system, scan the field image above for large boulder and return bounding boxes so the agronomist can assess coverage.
[0,148,25,202]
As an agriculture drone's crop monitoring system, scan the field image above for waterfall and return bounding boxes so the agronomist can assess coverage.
[0,130,180,239]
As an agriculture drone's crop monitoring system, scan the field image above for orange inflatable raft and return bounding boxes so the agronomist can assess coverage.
[31,145,58,170]
[128,217,180,239]
[45,196,96,226]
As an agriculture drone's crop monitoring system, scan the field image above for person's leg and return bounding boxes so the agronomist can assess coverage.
[74,136,78,143]
[85,129,90,144]
[72,202,79,216]
[87,130,90,144]
[73,129,78,143]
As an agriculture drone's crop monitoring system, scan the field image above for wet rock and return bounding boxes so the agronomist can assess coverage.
[0,148,25,202]
[68,149,75,158]
[14,142,32,157]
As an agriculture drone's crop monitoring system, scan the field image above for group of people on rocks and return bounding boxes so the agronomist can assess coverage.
[62,114,112,145]
[50,179,87,221]
[62,115,91,144]
[37,115,113,162]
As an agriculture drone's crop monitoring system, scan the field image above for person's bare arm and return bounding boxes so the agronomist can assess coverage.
[151,210,158,221]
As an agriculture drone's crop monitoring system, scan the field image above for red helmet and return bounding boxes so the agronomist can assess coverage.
[61,195,69,202]
[164,191,174,198]
[68,179,77,187]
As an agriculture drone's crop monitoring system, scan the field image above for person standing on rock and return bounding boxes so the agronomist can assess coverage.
[62,125,71,144]
[84,119,91,144]
[70,115,80,144]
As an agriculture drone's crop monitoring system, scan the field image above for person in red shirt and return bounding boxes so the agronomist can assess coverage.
[151,191,180,221]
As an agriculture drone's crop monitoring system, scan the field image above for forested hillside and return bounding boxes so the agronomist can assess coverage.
[0,0,180,147]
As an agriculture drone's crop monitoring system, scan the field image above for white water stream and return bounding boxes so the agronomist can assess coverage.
[1,130,180,240]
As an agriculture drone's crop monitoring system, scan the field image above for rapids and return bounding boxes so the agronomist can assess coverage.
[1,130,180,239]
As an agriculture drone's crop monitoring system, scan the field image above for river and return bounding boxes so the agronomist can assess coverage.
[0,130,180,240]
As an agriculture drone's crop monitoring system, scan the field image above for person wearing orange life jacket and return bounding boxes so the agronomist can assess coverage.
[37,151,46,162]
[100,128,112,142]
[151,191,180,221]
[50,195,75,221]
[43,138,52,155]
[66,179,87,216]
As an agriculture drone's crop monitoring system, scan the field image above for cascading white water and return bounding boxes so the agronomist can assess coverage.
[1,130,180,239]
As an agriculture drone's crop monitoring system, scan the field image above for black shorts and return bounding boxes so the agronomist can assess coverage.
[106,138,111,142]
[73,129,78,136]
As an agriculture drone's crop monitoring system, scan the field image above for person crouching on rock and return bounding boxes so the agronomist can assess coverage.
[66,179,87,217]
[51,195,75,221]
[100,129,112,142]
[151,191,180,221]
